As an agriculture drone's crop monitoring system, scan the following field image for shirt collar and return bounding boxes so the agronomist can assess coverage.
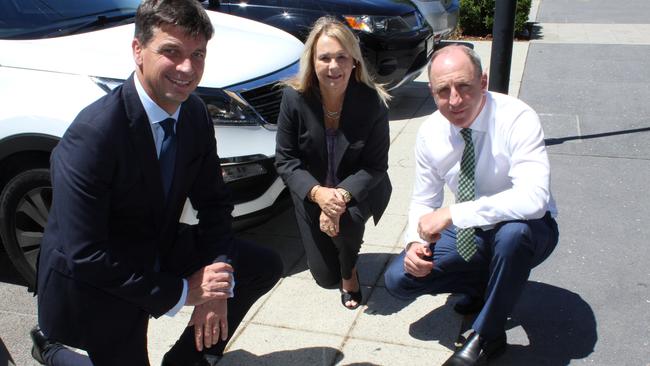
[133,73,181,124]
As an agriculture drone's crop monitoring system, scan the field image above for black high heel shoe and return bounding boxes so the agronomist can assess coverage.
[340,271,362,310]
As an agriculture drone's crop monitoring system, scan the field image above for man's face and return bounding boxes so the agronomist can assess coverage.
[132,24,207,114]
[429,48,487,128]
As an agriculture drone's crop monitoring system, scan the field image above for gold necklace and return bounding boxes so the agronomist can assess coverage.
[323,106,341,119]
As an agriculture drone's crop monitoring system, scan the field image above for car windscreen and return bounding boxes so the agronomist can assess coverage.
[0,0,140,39]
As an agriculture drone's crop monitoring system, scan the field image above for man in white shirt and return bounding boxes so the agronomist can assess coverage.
[383,45,559,366]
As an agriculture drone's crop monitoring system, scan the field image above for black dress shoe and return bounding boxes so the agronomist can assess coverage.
[453,295,484,315]
[30,326,60,365]
[443,331,506,366]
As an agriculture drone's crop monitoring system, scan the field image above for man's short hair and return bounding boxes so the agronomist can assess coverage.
[135,0,214,46]
[427,44,483,81]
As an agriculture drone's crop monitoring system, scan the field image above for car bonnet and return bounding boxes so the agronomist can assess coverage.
[0,11,303,89]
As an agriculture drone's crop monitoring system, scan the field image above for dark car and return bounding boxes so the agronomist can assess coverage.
[206,0,439,90]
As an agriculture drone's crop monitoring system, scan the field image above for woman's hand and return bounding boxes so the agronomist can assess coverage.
[319,211,340,237]
[312,186,346,217]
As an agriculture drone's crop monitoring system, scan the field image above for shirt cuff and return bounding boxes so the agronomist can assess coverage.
[449,202,474,229]
[165,278,188,317]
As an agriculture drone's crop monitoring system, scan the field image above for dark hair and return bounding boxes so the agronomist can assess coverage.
[135,0,214,46]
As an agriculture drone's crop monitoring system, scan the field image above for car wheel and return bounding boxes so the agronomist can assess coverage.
[0,168,51,288]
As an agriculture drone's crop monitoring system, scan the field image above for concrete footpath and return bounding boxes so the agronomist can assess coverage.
[2,0,649,364]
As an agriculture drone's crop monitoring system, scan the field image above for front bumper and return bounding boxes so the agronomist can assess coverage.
[360,27,435,90]
[179,155,289,228]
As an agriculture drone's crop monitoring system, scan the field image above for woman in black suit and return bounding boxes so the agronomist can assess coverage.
[275,17,392,310]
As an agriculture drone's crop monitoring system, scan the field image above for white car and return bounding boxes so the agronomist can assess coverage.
[0,1,302,287]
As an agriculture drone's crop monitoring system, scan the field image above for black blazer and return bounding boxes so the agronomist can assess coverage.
[275,78,392,224]
[37,75,235,350]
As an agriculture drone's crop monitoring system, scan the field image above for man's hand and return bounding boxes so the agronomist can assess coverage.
[417,207,452,243]
[186,262,234,306]
[314,186,346,217]
[319,211,340,237]
[188,298,228,351]
[404,242,434,277]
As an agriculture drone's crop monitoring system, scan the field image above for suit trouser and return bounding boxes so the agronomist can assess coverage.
[384,213,558,340]
[292,197,372,288]
[43,239,283,366]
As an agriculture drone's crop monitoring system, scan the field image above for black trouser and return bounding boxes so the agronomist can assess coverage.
[292,196,372,288]
[42,239,283,366]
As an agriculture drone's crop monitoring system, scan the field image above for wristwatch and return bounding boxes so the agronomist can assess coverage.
[337,188,352,203]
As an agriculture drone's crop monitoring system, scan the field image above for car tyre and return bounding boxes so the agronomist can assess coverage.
[0,168,51,289]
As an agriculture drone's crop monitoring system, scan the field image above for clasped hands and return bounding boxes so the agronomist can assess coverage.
[185,262,234,351]
[405,207,453,278]
[312,186,347,237]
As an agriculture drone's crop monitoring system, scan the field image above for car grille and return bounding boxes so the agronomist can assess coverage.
[240,82,284,125]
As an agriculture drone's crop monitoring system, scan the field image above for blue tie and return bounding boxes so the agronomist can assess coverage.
[159,118,177,200]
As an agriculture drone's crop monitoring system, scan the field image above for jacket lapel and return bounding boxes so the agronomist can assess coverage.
[122,75,165,226]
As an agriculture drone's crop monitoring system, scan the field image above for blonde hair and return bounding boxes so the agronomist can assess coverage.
[282,16,391,106]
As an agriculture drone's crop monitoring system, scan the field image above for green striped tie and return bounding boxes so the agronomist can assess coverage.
[457,128,477,261]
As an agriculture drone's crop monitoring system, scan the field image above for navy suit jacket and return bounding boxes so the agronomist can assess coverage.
[275,78,392,224]
[37,75,235,349]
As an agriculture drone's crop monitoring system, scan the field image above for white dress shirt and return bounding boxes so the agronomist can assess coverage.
[133,74,180,156]
[404,91,557,246]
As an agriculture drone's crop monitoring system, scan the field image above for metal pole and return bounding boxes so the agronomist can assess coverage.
[488,0,517,94]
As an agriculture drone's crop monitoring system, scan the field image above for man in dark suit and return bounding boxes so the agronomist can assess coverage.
[30,1,282,365]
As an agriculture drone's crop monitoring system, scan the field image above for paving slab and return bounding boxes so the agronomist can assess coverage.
[382,187,413,218]
[221,324,344,366]
[537,0,650,24]
[388,134,418,168]
[0,310,38,366]
[148,307,192,366]
[354,288,459,351]
[336,338,450,366]
[520,153,650,364]
[533,23,650,44]
[360,213,406,248]
[520,43,650,160]
[251,276,363,336]
[387,167,416,188]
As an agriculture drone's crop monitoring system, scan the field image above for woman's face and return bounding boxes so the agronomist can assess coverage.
[313,35,354,96]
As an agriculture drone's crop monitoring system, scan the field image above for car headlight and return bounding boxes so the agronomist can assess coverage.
[197,88,264,126]
[344,12,426,34]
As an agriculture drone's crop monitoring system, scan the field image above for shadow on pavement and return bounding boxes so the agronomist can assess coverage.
[220,347,342,366]
[496,281,597,365]
[369,280,596,365]
[388,80,436,121]
[545,125,650,146]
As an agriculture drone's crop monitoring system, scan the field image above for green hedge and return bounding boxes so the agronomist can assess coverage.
[459,0,532,37]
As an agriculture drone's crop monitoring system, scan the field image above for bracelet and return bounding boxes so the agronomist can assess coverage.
[310,185,321,202]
